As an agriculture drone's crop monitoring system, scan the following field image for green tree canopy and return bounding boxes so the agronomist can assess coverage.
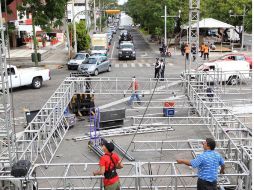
[126,0,252,35]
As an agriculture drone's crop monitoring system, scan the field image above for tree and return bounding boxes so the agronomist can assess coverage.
[76,20,90,52]
[18,0,68,66]
[126,0,252,37]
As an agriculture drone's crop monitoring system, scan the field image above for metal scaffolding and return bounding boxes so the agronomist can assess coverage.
[0,2,16,171]
[24,161,249,190]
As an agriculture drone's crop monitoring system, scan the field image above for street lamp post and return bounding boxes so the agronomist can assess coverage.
[72,0,77,53]
[229,5,246,50]
[161,7,181,47]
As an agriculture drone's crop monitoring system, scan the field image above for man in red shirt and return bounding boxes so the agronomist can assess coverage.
[127,76,141,106]
[93,139,123,190]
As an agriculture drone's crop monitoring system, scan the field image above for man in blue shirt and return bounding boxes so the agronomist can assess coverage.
[177,138,225,190]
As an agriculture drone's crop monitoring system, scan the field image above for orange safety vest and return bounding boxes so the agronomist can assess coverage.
[185,46,190,54]
[201,44,205,52]
[204,46,209,53]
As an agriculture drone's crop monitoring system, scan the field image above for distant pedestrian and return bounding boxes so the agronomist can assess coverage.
[154,58,160,78]
[184,43,190,60]
[203,44,209,60]
[159,58,165,80]
[207,87,214,102]
[191,43,197,62]
[177,138,225,190]
[93,139,123,190]
[200,43,205,58]
[127,76,141,106]
[180,42,185,56]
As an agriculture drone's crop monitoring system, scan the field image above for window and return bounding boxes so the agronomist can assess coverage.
[236,56,245,61]
[7,68,15,75]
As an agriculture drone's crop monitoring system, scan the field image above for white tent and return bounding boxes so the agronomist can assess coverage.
[182,18,234,29]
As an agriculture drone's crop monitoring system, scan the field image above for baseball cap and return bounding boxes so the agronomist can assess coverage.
[101,139,114,152]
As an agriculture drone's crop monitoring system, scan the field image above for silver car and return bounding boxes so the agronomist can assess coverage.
[78,55,112,76]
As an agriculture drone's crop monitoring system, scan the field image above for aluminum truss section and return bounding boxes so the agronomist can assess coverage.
[132,116,209,127]
[185,73,252,189]
[15,79,75,166]
[74,125,174,141]
[0,2,16,170]
[188,0,200,70]
[66,77,183,95]
[26,161,249,190]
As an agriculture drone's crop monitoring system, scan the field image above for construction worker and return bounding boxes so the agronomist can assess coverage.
[200,43,205,58]
[184,43,190,60]
[127,76,141,106]
[191,43,197,62]
[93,139,123,190]
[203,44,209,60]
[177,138,225,190]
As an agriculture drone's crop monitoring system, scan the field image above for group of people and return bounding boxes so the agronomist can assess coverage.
[93,137,225,190]
[154,58,165,79]
[181,42,210,61]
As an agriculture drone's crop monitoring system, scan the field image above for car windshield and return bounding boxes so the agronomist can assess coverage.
[120,44,133,49]
[93,46,105,50]
[74,54,86,60]
[85,58,97,64]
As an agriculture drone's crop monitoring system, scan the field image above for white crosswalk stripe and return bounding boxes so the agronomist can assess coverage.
[112,62,174,68]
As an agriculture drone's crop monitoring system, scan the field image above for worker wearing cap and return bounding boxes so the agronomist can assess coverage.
[93,139,123,190]
[177,138,225,190]
[200,43,205,58]
[203,44,209,60]
[184,43,190,60]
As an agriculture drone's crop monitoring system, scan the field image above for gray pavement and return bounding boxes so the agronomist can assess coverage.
[11,23,252,171]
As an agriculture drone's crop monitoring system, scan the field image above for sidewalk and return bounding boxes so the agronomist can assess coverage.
[138,29,252,58]
[8,42,68,68]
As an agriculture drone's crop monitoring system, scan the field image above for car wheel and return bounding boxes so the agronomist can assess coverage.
[94,69,99,76]
[133,56,136,60]
[107,65,112,72]
[67,66,71,70]
[118,57,121,61]
[32,77,42,89]
[228,76,239,85]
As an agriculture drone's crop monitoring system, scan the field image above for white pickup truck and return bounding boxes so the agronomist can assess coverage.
[3,65,51,89]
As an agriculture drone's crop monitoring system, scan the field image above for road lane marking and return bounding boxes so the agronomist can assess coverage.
[123,63,127,68]
[110,41,116,59]
[146,63,151,67]
[138,63,143,67]
[115,64,119,68]
[131,63,135,67]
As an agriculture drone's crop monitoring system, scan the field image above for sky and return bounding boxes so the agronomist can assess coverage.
[118,0,127,5]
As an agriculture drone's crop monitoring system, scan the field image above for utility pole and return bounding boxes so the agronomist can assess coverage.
[164,6,167,46]
[85,0,88,30]
[99,0,101,32]
[72,0,77,53]
[65,5,71,59]
[94,0,97,32]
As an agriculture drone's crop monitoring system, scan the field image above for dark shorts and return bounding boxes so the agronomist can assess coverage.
[105,181,120,190]
[197,178,217,190]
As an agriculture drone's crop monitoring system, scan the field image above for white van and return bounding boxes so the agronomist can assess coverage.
[196,60,250,85]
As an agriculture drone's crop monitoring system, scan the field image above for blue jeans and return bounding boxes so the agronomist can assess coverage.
[128,92,141,105]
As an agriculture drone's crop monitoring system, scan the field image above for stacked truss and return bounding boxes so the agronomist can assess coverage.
[0,2,16,171]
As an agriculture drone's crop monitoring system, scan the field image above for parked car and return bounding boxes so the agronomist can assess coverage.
[67,53,89,70]
[1,65,51,89]
[118,41,136,60]
[212,53,252,69]
[196,60,250,85]
[78,55,112,76]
